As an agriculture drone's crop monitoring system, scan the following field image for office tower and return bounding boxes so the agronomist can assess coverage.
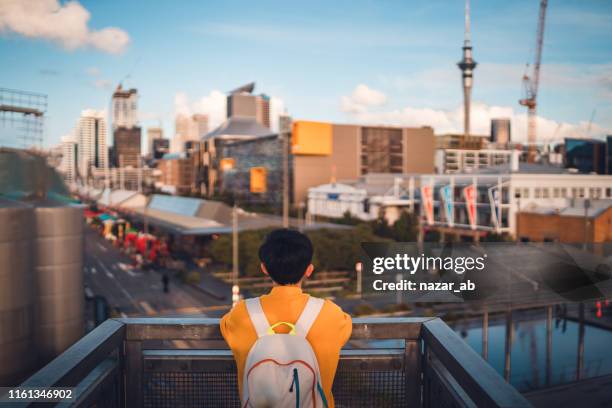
[112,85,138,129]
[147,127,163,156]
[59,136,78,184]
[491,118,511,144]
[607,135,612,175]
[174,114,209,152]
[76,109,107,179]
[152,138,170,160]
[112,85,141,168]
[564,138,606,174]
[227,82,256,119]
[457,0,477,137]
[256,94,271,129]
[113,85,141,167]
[113,127,142,168]
[226,82,271,129]
[192,114,209,139]
[174,114,191,153]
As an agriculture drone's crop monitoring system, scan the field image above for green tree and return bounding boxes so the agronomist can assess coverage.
[391,211,418,242]
[208,225,388,276]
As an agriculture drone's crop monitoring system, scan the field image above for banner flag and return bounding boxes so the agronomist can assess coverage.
[421,185,434,225]
[463,184,477,229]
[441,185,454,227]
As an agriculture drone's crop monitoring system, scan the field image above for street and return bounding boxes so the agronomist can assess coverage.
[83,227,230,318]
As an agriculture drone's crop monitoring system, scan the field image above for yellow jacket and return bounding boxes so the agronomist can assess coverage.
[220,285,352,407]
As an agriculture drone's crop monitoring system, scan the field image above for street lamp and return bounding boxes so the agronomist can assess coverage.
[583,198,590,251]
[280,115,292,229]
[232,203,240,307]
[355,262,362,298]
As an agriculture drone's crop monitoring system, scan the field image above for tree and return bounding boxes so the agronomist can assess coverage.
[391,211,418,242]
[208,225,389,276]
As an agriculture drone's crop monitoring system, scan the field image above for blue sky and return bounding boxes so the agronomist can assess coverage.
[1,0,611,148]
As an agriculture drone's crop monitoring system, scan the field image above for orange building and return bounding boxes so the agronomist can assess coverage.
[219,120,436,207]
[516,200,612,243]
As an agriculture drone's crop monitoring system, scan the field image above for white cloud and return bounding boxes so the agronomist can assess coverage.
[342,100,611,143]
[174,90,288,133]
[341,84,387,113]
[0,0,129,54]
[174,90,227,131]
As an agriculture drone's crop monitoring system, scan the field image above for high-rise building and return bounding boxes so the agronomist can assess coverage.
[226,82,271,129]
[112,85,138,129]
[256,94,271,129]
[192,114,209,139]
[457,0,477,138]
[175,115,189,151]
[76,109,107,178]
[147,127,163,156]
[174,114,209,152]
[607,135,612,175]
[174,114,191,153]
[113,127,142,168]
[158,153,196,195]
[152,138,170,160]
[491,118,511,144]
[112,85,141,168]
[564,138,606,174]
[59,136,78,184]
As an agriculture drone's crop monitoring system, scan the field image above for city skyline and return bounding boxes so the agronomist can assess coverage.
[1,0,611,149]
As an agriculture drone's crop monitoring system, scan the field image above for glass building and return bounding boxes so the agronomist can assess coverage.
[564,138,606,174]
[607,135,612,175]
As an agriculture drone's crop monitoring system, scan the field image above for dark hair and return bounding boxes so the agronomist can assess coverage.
[258,229,313,285]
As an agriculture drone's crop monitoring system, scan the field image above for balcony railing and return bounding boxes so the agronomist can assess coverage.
[17,317,531,407]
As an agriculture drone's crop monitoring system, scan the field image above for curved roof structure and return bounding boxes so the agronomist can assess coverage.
[203,117,275,140]
[228,82,255,94]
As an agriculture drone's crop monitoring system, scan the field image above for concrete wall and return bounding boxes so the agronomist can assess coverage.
[404,127,435,173]
[293,124,361,204]
[228,94,257,119]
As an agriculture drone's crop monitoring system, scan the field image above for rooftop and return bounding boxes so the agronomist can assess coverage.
[522,199,612,218]
[228,82,255,94]
[99,193,346,236]
[472,161,570,175]
[204,117,275,140]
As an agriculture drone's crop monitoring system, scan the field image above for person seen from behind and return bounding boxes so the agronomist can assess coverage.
[221,229,352,407]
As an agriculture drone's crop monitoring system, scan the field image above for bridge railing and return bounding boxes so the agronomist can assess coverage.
[16,317,531,407]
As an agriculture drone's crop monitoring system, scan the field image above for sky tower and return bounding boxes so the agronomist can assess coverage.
[457,0,477,137]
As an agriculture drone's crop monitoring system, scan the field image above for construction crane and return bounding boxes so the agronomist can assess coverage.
[519,0,548,163]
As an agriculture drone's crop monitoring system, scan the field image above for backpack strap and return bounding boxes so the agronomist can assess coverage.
[295,297,325,337]
[245,298,270,338]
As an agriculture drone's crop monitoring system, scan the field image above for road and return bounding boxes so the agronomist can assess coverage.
[83,227,230,318]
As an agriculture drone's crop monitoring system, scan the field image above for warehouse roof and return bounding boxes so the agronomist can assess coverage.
[111,194,346,236]
[522,199,612,219]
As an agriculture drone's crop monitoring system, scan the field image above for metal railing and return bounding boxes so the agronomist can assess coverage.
[17,317,531,407]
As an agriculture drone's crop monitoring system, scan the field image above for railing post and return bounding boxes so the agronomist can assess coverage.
[124,340,143,408]
[421,340,430,408]
[405,339,421,406]
[117,343,126,408]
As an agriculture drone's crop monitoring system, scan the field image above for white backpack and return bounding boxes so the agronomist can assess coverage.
[242,296,329,408]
